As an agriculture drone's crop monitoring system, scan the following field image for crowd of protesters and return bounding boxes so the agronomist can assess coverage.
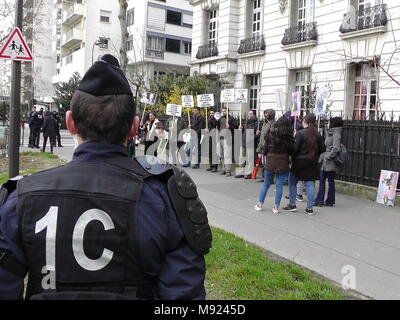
[28,106,63,153]
[137,107,344,216]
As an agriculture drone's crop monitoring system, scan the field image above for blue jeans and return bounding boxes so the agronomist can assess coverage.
[258,170,289,206]
[315,171,336,205]
[288,173,315,209]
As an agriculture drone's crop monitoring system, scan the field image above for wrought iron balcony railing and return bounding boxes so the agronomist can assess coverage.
[339,4,388,33]
[238,34,266,54]
[196,43,218,59]
[281,22,318,46]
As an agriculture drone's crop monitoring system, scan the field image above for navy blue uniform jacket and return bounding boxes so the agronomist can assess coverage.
[0,142,206,300]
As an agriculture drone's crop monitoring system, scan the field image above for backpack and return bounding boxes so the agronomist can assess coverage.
[334,144,348,165]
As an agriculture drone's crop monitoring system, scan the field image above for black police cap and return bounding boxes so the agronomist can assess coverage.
[77,54,133,97]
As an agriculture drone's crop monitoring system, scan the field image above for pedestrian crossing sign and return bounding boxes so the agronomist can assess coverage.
[0,27,33,61]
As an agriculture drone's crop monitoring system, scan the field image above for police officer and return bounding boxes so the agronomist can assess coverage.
[52,110,63,147]
[0,54,211,300]
[28,106,36,148]
[31,108,44,148]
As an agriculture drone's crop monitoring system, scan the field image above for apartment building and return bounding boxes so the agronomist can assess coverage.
[190,0,400,120]
[51,0,121,86]
[0,59,11,99]
[126,0,193,86]
[22,0,53,107]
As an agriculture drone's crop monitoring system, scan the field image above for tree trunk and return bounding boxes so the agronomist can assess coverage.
[118,0,129,73]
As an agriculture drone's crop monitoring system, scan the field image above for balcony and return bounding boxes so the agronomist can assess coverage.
[196,43,218,60]
[339,4,387,38]
[238,34,266,56]
[145,49,164,60]
[62,3,84,26]
[61,27,83,48]
[281,22,318,48]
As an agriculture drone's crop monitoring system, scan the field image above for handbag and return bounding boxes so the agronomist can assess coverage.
[334,144,349,165]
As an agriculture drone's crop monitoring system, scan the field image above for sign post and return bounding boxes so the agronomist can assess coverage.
[1,1,27,178]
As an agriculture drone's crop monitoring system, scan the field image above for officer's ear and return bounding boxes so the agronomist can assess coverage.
[128,115,140,139]
[66,111,78,135]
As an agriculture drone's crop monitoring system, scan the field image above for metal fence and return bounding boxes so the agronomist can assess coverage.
[337,119,400,190]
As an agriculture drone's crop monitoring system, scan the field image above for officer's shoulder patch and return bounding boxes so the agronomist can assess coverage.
[0,175,25,207]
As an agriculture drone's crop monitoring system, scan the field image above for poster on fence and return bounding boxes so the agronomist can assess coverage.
[166,104,182,117]
[291,91,302,117]
[314,86,331,116]
[221,89,235,103]
[376,170,399,207]
[181,95,194,108]
[197,94,215,107]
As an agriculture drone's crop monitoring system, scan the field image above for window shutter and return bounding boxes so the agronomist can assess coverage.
[148,6,166,30]
[182,13,193,26]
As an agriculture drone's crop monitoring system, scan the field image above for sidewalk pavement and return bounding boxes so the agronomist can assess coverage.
[186,166,400,300]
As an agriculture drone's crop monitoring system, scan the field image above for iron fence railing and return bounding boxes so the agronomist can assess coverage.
[339,4,388,33]
[281,22,318,46]
[332,119,400,190]
[196,43,218,59]
[238,34,266,54]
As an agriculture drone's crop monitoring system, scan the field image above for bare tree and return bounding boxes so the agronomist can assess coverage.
[118,0,128,73]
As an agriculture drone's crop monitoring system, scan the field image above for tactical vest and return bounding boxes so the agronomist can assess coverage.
[1,156,212,300]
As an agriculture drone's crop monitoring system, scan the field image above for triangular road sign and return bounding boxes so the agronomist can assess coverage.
[0,27,33,61]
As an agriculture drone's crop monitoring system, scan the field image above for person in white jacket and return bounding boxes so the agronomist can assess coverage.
[143,112,164,157]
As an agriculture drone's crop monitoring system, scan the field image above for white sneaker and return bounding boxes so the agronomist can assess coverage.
[254,203,263,211]
[272,205,280,215]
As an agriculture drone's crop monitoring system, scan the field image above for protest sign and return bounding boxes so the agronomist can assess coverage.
[166,104,182,117]
[314,86,331,116]
[197,94,215,107]
[235,89,248,103]
[182,95,194,108]
[376,170,399,207]
[221,89,235,103]
[291,91,302,117]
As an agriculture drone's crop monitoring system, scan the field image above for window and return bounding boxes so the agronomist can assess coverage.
[147,36,164,51]
[353,62,378,120]
[252,0,262,36]
[208,9,218,45]
[183,41,192,55]
[127,36,133,51]
[249,74,260,110]
[165,38,180,53]
[154,71,166,79]
[293,69,311,113]
[298,0,314,26]
[100,10,111,23]
[127,9,134,26]
[167,10,182,26]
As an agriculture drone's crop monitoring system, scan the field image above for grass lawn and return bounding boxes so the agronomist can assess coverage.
[1,153,358,300]
[0,151,66,184]
[205,227,357,300]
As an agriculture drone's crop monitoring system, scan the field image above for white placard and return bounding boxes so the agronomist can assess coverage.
[197,94,215,107]
[221,89,235,103]
[166,104,182,117]
[235,89,248,103]
[181,95,194,108]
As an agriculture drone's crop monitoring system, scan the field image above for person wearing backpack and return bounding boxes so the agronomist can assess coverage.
[314,117,343,207]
